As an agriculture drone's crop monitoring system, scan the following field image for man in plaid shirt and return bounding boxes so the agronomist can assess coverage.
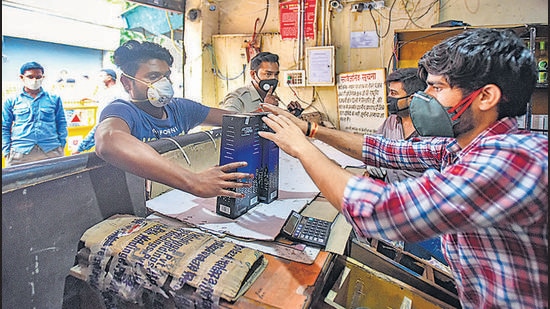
[259,28,547,308]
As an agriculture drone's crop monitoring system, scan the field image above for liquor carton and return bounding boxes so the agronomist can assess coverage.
[257,112,279,204]
[216,114,262,219]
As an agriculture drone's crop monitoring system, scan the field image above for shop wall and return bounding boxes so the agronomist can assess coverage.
[439,0,547,26]
[189,0,547,129]
[2,37,104,100]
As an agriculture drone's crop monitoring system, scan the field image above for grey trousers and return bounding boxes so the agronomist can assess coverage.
[6,145,64,167]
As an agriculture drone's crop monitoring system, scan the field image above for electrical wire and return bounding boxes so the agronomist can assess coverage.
[400,0,421,28]
[258,0,269,34]
[400,0,440,28]
[285,81,337,127]
[386,27,461,71]
[368,0,398,39]
[165,11,184,57]
[286,81,313,107]
[205,44,247,81]
[381,0,440,71]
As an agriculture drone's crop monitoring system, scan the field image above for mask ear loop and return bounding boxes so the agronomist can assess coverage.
[395,94,413,112]
[447,88,483,121]
[122,72,155,88]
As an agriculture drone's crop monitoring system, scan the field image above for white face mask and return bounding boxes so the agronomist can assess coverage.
[124,73,174,107]
[24,78,42,90]
[147,77,174,107]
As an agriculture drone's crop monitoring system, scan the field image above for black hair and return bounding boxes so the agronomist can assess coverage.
[101,69,117,80]
[20,62,44,75]
[250,52,279,71]
[387,68,426,96]
[418,28,537,119]
[113,40,174,76]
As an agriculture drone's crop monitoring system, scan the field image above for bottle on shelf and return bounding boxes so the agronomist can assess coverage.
[537,41,548,84]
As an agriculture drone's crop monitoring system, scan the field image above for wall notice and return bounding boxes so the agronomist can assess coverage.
[279,0,316,40]
[337,69,387,135]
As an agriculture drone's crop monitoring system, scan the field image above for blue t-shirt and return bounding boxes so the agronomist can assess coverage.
[99,98,210,143]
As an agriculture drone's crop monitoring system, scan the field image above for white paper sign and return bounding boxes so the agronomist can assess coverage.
[337,69,387,135]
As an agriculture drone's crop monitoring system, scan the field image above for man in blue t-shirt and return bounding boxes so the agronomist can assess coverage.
[95,40,252,198]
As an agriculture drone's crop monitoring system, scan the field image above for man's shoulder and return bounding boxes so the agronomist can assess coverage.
[168,97,208,109]
[226,84,255,96]
[102,99,137,116]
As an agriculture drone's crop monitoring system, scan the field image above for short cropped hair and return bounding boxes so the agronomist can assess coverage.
[113,40,174,76]
[386,68,426,96]
[418,28,537,119]
[250,52,279,71]
[20,62,44,75]
[101,69,117,80]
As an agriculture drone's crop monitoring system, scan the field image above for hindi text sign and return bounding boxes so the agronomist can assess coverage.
[337,69,387,135]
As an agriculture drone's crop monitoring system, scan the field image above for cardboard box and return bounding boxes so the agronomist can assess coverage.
[257,112,279,204]
[216,114,262,219]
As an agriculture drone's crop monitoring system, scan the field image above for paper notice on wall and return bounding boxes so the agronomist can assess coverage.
[279,0,316,40]
[337,69,387,135]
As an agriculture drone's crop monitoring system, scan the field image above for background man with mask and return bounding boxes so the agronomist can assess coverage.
[94,40,253,198]
[365,67,426,183]
[258,28,547,308]
[220,51,302,114]
[363,68,444,264]
[2,61,68,167]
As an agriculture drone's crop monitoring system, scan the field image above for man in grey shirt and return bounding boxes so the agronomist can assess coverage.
[220,52,302,114]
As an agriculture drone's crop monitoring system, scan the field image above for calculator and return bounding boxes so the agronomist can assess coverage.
[280,210,333,248]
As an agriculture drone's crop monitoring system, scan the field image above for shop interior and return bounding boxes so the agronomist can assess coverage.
[2,0,547,308]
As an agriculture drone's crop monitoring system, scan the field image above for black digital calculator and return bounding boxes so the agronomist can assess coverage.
[280,210,333,248]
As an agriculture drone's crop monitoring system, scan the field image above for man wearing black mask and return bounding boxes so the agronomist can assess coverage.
[366,68,426,183]
[220,52,302,114]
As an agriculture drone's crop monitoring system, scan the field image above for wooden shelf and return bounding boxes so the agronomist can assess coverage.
[394,24,548,132]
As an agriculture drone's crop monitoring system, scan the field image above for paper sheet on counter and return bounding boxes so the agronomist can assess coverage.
[147,150,319,241]
[146,140,362,243]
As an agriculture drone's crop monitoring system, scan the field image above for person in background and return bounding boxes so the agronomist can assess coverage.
[73,68,126,154]
[94,69,124,111]
[364,68,446,263]
[2,61,68,167]
[365,67,426,182]
[220,51,302,114]
[259,28,547,308]
[94,40,252,198]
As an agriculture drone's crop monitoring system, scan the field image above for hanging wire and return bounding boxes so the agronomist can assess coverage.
[165,11,184,57]
[205,44,247,81]
[400,0,440,28]
[285,82,337,127]
[368,0,398,39]
[258,0,269,34]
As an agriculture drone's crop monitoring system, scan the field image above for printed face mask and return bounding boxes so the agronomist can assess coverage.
[24,78,42,90]
[124,73,174,107]
[409,89,481,137]
[258,78,278,93]
[387,95,411,115]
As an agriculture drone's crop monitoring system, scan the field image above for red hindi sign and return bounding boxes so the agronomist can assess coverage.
[279,0,316,40]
